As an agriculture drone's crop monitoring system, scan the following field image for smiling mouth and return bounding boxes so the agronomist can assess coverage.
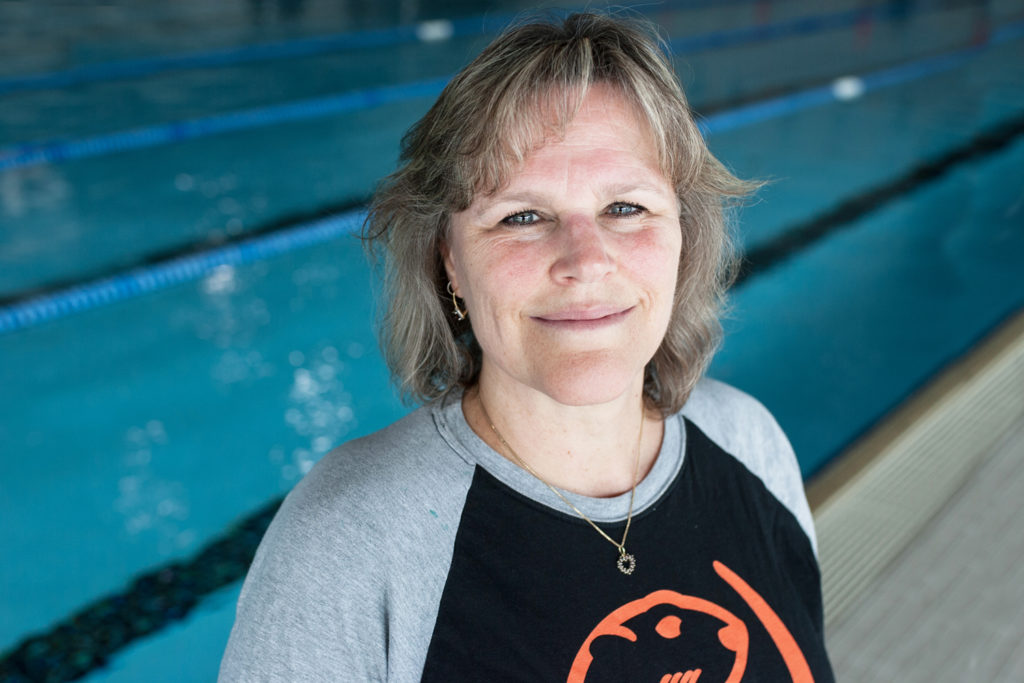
[533,306,634,329]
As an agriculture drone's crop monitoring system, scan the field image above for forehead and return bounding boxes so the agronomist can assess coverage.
[483,84,666,195]
[485,83,667,181]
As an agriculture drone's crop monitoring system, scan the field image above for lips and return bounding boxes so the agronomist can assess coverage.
[533,305,634,329]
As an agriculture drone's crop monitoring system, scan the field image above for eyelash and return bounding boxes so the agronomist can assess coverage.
[501,209,540,226]
[500,202,647,226]
[607,202,646,217]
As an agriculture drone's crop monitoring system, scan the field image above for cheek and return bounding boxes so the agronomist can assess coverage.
[464,244,544,304]
[628,234,682,296]
[496,248,540,283]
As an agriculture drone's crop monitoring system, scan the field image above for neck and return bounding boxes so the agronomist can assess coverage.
[463,373,663,498]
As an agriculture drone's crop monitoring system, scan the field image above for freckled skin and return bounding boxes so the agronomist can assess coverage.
[443,85,682,408]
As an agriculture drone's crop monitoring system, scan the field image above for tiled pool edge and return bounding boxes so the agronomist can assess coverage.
[810,307,1024,630]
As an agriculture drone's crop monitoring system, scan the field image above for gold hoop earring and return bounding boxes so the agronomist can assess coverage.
[447,281,467,321]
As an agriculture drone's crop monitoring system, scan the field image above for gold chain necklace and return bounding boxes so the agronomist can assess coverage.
[478,396,645,576]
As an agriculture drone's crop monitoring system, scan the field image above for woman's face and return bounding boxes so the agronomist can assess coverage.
[443,84,682,407]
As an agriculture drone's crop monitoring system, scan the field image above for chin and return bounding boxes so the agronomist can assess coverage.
[531,356,645,407]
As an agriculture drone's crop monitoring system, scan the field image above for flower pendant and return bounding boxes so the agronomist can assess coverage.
[617,552,636,575]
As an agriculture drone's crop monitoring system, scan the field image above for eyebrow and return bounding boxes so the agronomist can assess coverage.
[482,191,547,207]
[603,182,671,196]
[483,181,669,208]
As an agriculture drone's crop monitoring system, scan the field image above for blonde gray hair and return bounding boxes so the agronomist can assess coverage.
[364,12,751,415]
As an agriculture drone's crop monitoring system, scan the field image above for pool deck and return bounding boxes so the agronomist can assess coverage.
[818,311,1024,681]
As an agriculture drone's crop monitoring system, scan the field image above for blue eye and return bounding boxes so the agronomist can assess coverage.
[607,202,645,217]
[501,210,540,226]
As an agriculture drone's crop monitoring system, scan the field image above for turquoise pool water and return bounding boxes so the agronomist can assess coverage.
[1,0,1022,679]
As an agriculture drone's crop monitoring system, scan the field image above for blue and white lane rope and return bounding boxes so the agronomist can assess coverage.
[0,0,792,96]
[669,6,870,54]
[0,76,452,172]
[2,22,1022,336]
[0,14,508,97]
[699,21,1024,136]
[0,209,366,334]
[1,4,1000,173]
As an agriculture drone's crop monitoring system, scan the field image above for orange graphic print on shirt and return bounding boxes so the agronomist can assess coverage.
[568,561,813,683]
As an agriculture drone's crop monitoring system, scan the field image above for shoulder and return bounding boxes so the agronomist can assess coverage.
[680,377,817,555]
[680,377,791,466]
[261,404,477,576]
[295,405,472,510]
[262,407,467,540]
[220,406,475,681]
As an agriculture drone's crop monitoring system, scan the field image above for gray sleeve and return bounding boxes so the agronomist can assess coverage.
[218,410,475,683]
[681,377,818,556]
[218,463,385,682]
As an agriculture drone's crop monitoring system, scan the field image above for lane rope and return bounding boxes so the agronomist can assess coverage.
[0,209,365,334]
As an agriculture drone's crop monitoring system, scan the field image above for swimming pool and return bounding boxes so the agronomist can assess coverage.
[2,0,1023,679]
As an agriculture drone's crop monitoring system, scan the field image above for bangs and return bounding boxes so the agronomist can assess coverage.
[459,83,590,201]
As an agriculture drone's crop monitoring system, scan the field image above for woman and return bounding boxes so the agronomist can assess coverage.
[221,12,832,682]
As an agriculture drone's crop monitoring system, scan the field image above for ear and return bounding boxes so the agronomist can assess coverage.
[440,240,459,295]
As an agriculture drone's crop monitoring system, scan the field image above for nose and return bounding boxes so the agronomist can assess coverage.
[550,214,615,283]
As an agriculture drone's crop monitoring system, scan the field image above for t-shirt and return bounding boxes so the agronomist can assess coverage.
[219,378,833,682]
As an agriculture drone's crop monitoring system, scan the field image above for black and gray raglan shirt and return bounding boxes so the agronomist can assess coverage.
[220,378,833,682]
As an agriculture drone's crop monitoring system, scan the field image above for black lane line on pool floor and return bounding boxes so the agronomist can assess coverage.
[2,111,1024,683]
[0,498,283,683]
[736,109,1024,286]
